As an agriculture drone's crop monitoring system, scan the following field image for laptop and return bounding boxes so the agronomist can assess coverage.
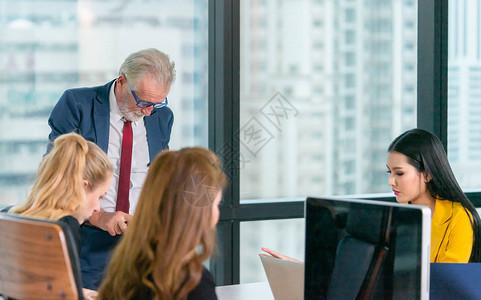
[304,197,431,300]
[260,255,304,300]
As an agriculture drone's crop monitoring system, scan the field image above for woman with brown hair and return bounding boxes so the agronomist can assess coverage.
[98,147,226,300]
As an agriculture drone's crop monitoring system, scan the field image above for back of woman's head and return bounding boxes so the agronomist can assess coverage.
[14,133,112,220]
[98,147,227,300]
[136,147,226,246]
[388,128,481,262]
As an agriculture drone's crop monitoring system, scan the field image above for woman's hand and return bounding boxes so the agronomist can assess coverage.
[260,247,303,263]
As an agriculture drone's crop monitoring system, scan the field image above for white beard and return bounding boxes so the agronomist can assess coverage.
[123,110,144,122]
[118,98,144,122]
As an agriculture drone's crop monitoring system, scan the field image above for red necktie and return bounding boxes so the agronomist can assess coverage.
[116,120,132,213]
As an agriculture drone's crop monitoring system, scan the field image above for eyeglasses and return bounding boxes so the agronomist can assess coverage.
[131,90,168,109]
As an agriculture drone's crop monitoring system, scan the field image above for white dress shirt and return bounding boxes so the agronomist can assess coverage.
[102,81,149,215]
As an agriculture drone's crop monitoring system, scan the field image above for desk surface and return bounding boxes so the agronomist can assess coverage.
[216,282,273,300]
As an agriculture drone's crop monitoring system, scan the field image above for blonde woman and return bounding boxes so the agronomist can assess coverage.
[98,147,226,300]
[12,133,113,299]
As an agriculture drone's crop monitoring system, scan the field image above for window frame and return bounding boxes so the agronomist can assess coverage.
[208,0,481,286]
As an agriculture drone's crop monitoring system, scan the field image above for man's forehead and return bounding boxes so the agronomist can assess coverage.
[136,75,169,90]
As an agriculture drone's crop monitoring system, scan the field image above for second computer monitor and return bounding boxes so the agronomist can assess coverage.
[304,197,431,300]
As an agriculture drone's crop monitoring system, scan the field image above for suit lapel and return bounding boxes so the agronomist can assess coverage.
[93,80,115,153]
[144,110,162,162]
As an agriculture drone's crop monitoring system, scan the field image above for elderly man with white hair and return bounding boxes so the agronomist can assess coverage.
[46,48,176,290]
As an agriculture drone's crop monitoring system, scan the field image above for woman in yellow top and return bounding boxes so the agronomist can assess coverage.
[387,128,481,263]
[264,128,481,264]
[261,129,481,263]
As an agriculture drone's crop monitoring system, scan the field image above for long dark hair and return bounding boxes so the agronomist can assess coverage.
[388,128,481,262]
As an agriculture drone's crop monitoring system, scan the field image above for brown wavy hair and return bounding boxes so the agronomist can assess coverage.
[98,147,227,300]
[13,133,112,220]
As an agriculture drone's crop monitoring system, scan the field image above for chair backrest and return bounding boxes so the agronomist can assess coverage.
[326,206,393,300]
[0,212,83,300]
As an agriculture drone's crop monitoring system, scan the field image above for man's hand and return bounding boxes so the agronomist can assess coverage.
[88,209,133,236]
[82,288,98,300]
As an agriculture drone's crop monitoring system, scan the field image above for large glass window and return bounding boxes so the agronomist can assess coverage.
[0,0,208,207]
[240,218,304,283]
[447,0,481,189]
[239,0,418,282]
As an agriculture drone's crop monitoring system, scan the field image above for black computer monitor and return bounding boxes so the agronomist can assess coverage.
[304,197,431,300]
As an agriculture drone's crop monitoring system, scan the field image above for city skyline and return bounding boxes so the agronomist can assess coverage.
[0,0,208,205]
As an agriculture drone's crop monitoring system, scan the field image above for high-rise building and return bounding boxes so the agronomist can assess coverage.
[331,0,417,195]
[240,0,417,200]
[0,0,209,206]
[447,0,481,188]
[239,0,418,283]
[240,0,333,200]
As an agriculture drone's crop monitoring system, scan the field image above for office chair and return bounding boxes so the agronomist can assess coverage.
[326,206,394,300]
[0,212,83,300]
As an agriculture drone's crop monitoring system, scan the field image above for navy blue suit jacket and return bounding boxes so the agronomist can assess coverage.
[47,79,173,159]
[46,80,174,290]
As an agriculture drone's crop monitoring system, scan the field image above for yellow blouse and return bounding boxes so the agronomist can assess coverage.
[430,199,473,263]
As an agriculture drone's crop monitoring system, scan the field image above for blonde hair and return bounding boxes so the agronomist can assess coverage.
[98,147,227,300]
[13,133,113,220]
